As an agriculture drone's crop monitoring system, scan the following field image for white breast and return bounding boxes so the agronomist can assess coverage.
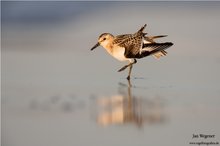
[103,46,127,61]
[112,47,128,61]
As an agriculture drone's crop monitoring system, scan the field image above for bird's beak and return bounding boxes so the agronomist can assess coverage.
[91,42,100,51]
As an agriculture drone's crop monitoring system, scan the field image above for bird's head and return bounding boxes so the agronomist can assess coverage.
[91,33,114,51]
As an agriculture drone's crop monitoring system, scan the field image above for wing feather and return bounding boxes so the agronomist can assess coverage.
[129,42,173,59]
[114,34,144,58]
[142,42,173,55]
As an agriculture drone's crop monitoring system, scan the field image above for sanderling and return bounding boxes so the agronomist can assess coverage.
[91,24,173,80]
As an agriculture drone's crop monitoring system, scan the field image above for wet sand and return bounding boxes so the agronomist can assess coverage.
[2,2,220,146]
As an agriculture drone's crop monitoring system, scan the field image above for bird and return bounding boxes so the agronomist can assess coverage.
[90,24,173,80]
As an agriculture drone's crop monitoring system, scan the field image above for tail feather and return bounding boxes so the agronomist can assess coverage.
[153,50,168,59]
[161,50,167,55]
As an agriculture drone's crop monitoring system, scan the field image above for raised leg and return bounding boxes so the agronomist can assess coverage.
[118,59,137,72]
[118,64,130,72]
[117,59,137,80]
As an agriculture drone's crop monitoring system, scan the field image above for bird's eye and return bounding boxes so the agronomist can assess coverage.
[103,38,106,41]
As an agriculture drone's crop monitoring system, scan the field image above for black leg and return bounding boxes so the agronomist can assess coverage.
[118,59,137,73]
[118,64,130,72]
[127,64,133,80]
[127,59,137,80]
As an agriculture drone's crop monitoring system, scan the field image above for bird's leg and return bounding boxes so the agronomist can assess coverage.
[118,59,137,80]
[127,59,137,80]
[118,59,137,72]
[127,64,133,80]
[118,64,130,72]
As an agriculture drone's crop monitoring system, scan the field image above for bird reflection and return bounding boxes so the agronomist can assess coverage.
[95,80,166,128]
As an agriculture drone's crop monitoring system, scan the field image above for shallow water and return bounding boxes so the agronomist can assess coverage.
[2,2,220,146]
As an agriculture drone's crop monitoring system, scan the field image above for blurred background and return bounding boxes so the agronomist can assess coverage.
[2,1,220,146]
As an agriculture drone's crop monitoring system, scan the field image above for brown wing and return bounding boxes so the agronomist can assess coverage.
[124,42,173,59]
[114,33,143,58]
[113,24,147,58]
[138,42,173,58]
[113,34,132,44]
[124,44,142,58]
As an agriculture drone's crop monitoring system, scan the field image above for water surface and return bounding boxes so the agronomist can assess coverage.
[2,2,220,146]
